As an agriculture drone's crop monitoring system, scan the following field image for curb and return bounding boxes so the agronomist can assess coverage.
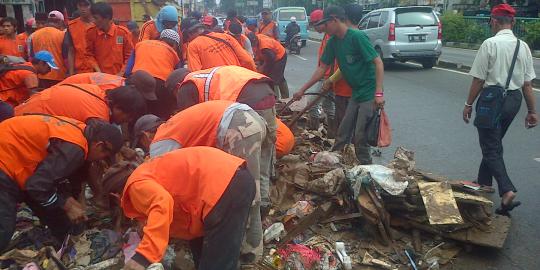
[437,60,540,88]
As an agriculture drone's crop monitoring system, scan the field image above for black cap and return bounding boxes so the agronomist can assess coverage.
[314,6,346,26]
[344,4,363,25]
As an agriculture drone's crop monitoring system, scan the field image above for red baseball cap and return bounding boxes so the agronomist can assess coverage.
[310,9,323,24]
[491,4,516,17]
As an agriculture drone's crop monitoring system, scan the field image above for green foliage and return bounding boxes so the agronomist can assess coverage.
[440,12,468,42]
[524,20,540,50]
[466,24,490,44]
[327,0,356,7]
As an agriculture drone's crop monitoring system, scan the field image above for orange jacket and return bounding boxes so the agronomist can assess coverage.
[85,24,133,75]
[275,118,294,158]
[178,66,270,103]
[31,27,67,81]
[255,34,285,62]
[14,83,110,123]
[0,62,36,106]
[138,21,181,42]
[61,72,125,91]
[318,34,351,97]
[121,147,245,262]
[0,114,87,189]
[0,36,24,58]
[68,18,95,73]
[153,100,233,147]
[257,21,278,40]
[132,40,179,81]
[187,32,256,72]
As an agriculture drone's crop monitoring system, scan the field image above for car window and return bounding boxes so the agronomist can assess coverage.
[278,9,307,21]
[395,8,437,27]
[367,14,380,29]
[379,11,388,27]
[358,16,369,30]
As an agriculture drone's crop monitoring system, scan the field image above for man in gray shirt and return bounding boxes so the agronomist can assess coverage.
[463,4,538,216]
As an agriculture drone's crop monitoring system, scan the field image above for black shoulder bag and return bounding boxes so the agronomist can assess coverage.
[474,39,520,129]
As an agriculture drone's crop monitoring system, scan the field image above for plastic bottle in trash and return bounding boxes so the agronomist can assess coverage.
[263,222,285,243]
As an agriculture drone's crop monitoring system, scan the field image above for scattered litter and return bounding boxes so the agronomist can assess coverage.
[311,151,341,167]
[418,182,464,225]
[264,223,286,243]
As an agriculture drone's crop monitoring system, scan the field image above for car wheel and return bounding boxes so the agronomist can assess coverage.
[421,58,436,69]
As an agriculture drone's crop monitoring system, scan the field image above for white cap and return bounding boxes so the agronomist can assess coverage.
[48,10,65,21]
[290,16,297,22]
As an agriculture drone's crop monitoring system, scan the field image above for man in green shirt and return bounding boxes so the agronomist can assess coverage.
[294,6,385,164]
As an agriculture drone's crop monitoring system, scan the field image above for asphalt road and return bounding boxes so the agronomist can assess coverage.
[284,40,540,270]
[441,47,540,79]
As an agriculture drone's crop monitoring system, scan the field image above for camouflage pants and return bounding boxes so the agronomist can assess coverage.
[222,109,267,262]
[254,107,277,209]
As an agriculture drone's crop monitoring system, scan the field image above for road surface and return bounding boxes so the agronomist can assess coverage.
[284,40,540,270]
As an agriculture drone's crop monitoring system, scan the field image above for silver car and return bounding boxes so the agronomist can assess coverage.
[358,6,442,69]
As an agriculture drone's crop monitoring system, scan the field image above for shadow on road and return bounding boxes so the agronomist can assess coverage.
[384,62,425,72]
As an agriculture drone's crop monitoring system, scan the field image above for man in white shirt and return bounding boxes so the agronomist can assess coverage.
[463,4,538,216]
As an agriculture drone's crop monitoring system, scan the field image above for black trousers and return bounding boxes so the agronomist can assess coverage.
[0,170,72,253]
[476,90,522,197]
[188,167,255,270]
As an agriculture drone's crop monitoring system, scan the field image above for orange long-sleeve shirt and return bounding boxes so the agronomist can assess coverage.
[138,21,181,42]
[187,32,256,72]
[0,35,25,58]
[85,23,133,75]
[121,147,245,263]
[68,18,95,73]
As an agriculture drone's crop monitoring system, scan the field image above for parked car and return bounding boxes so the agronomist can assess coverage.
[272,7,308,47]
[358,6,442,68]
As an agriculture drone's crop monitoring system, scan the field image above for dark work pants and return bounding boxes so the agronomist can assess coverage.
[335,95,350,130]
[477,90,522,197]
[189,167,255,270]
[146,78,177,120]
[0,170,72,253]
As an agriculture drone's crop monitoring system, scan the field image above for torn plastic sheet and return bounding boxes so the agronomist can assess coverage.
[347,165,409,196]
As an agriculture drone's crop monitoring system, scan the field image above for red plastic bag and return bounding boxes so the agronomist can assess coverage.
[378,109,391,147]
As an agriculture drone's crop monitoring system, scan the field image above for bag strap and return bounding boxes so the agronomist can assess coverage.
[504,39,520,91]
[201,34,237,54]
[60,83,107,104]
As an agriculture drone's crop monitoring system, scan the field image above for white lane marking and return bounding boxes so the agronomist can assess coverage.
[308,39,321,44]
[291,54,308,61]
[407,62,540,92]
[534,158,540,162]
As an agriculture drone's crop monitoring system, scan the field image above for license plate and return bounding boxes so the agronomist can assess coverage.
[409,35,426,42]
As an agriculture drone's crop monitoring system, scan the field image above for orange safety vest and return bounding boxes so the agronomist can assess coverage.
[61,72,125,91]
[258,21,277,39]
[121,147,245,261]
[132,40,179,81]
[178,66,271,103]
[31,27,67,81]
[256,34,285,61]
[14,83,110,123]
[153,100,233,147]
[275,118,294,158]
[0,114,88,189]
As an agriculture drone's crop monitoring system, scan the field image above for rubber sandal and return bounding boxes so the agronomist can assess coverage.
[495,201,521,216]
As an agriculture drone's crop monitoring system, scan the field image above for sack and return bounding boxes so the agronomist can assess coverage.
[473,39,520,129]
[366,108,381,147]
[378,109,391,147]
[473,85,506,129]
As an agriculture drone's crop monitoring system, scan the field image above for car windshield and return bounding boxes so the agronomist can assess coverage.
[395,8,437,27]
[278,10,306,21]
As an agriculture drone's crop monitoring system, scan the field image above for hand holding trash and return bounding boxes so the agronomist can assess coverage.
[123,259,146,270]
[63,197,88,224]
[292,90,304,101]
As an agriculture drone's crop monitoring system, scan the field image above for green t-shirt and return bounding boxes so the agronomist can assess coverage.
[320,29,378,102]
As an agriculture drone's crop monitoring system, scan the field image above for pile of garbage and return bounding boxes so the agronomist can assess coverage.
[0,115,511,270]
[256,122,510,269]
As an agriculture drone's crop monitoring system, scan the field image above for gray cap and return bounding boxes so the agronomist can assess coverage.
[132,114,163,147]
